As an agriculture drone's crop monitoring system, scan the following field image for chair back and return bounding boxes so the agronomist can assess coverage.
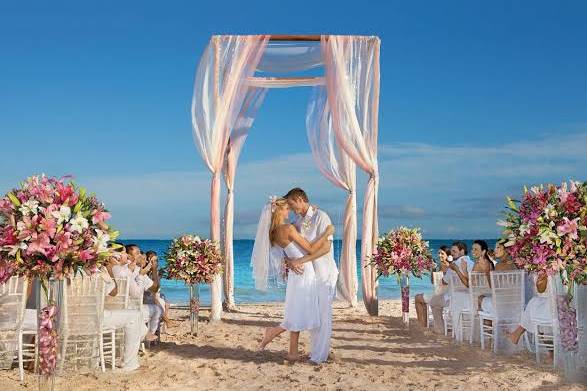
[468,271,491,313]
[62,276,104,336]
[104,277,130,310]
[490,270,525,321]
[432,272,444,294]
[0,276,28,332]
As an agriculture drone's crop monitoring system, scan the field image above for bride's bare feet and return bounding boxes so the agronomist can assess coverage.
[285,353,300,363]
[259,328,273,350]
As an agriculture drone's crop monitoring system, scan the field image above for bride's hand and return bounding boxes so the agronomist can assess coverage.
[286,259,304,275]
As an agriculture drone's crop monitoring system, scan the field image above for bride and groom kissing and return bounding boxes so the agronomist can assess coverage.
[252,188,339,364]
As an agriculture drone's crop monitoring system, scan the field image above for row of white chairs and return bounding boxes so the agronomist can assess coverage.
[429,270,560,364]
[0,275,140,381]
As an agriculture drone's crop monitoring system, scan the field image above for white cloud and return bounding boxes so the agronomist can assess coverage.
[1,132,585,239]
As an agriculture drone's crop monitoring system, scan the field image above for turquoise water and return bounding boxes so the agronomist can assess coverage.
[121,239,497,305]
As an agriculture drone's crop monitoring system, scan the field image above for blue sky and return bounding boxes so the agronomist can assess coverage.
[1,1,586,239]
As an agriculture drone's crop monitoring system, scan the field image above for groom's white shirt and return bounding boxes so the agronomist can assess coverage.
[294,205,339,287]
[294,205,338,363]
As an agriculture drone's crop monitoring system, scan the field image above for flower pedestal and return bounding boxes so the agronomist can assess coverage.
[37,279,62,391]
[189,284,200,336]
[400,272,410,329]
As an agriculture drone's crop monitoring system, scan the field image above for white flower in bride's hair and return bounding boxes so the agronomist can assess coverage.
[269,195,278,213]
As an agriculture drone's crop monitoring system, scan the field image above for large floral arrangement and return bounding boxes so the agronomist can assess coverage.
[499,180,587,285]
[163,234,222,285]
[0,175,118,283]
[370,227,435,279]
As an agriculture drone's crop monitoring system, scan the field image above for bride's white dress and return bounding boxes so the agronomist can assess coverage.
[279,242,320,331]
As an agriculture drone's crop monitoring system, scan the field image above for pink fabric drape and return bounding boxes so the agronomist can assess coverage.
[191,35,269,320]
[222,87,267,309]
[322,35,381,316]
[306,87,358,307]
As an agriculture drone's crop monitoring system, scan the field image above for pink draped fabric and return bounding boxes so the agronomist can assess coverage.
[306,87,358,307]
[222,87,267,309]
[322,35,381,316]
[191,35,269,320]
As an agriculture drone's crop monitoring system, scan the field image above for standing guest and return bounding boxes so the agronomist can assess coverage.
[430,241,473,334]
[112,244,161,341]
[414,246,451,328]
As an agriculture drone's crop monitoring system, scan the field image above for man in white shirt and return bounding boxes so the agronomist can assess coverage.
[284,188,338,364]
[112,245,161,341]
[430,241,473,334]
[99,254,147,371]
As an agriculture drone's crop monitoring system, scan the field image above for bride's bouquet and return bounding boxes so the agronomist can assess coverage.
[0,175,118,283]
[163,234,222,285]
[499,180,587,285]
[370,227,435,280]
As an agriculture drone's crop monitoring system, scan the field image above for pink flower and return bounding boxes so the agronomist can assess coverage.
[557,217,579,240]
[0,225,18,246]
[39,216,57,238]
[79,249,95,261]
[91,210,111,224]
[26,232,51,256]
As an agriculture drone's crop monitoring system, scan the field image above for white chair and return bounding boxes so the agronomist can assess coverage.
[59,276,104,373]
[448,273,470,342]
[478,270,525,353]
[426,272,444,328]
[102,276,130,370]
[0,276,28,382]
[127,287,147,352]
[464,272,490,344]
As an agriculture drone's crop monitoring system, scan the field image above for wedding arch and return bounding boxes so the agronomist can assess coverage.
[190,34,381,320]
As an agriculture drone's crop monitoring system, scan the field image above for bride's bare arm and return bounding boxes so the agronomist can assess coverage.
[288,224,334,255]
[288,241,331,267]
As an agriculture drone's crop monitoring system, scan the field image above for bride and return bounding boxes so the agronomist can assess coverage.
[252,197,334,361]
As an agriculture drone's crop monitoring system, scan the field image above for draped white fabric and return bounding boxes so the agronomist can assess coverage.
[306,86,358,307]
[322,35,381,316]
[191,35,269,320]
[222,87,267,308]
[257,41,323,73]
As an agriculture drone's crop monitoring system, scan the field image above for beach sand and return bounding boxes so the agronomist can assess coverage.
[0,299,583,390]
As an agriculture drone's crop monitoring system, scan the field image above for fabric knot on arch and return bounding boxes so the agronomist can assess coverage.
[191,34,382,319]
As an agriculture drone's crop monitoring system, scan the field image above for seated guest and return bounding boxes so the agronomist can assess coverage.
[506,273,552,357]
[429,241,474,334]
[112,244,161,342]
[145,251,172,328]
[415,246,451,328]
[448,240,494,321]
[97,254,147,371]
[479,240,518,313]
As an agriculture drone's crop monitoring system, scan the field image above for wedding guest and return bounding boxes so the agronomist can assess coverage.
[414,246,451,328]
[448,240,494,339]
[96,254,147,371]
[478,240,518,314]
[112,244,161,341]
[429,241,473,334]
[145,251,172,328]
[506,273,552,360]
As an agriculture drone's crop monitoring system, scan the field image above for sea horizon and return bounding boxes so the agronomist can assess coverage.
[120,238,499,306]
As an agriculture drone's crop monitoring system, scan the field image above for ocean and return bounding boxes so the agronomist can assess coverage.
[121,239,497,305]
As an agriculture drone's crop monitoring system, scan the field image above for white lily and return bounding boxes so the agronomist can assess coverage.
[52,206,72,225]
[19,200,40,216]
[93,229,110,252]
[69,212,89,233]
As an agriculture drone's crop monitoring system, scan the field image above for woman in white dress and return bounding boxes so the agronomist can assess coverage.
[253,198,334,361]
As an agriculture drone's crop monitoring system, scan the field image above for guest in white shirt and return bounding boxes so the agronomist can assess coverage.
[98,254,147,371]
[414,246,451,328]
[429,241,474,334]
[111,244,161,342]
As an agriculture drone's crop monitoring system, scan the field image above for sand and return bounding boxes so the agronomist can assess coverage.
[0,299,584,391]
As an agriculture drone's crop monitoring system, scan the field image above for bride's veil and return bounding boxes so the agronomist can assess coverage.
[251,199,286,290]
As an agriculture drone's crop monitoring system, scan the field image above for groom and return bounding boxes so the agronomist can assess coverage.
[284,188,339,364]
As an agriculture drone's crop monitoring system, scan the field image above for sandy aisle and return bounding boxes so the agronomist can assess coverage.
[0,300,584,390]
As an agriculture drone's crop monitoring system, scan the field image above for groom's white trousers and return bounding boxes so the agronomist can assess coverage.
[310,282,336,363]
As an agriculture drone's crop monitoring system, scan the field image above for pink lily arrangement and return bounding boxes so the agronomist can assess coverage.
[162,234,222,285]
